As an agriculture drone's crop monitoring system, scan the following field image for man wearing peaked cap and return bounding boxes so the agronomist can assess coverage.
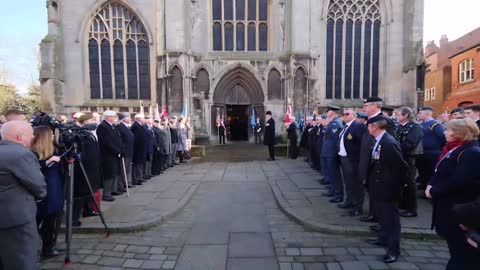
[365,112,408,263]
[356,112,368,124]
[326,105,342,112]
[419,106,434,112]
[381,106,395,117]
[364,97,383,103]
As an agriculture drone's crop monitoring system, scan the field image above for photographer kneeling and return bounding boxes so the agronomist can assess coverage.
[30,126,64,258]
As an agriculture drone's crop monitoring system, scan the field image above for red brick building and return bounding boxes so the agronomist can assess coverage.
[443,44,480,110]
[424,28,480,115]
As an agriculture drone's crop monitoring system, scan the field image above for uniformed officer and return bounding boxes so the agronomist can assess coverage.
[450,107,465,119]
[396,107,424,217]
[308,118,320,170]
[320,106,344,203]
[365,115,408,264]
[316,115,327,175]
[300,117,313,162]
[264,111,276,161]
[416,106,446,190]
[356,112,368,125]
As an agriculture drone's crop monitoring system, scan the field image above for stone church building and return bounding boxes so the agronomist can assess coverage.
[40,0,424,140]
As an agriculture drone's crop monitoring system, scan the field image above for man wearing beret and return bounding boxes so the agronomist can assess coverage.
[450,107,465,119]
[416,106,446,190]
[320,105,344,203]
[96,110,123,201]
[365,115,408,263]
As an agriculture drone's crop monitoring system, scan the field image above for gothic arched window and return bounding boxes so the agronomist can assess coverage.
[194,69,210,99]
[212,0,269,51]
[268,69,283,100]
[325,0,382,100]
[294,67,307,112]
[88,2,150,100]
[169,66,183,114]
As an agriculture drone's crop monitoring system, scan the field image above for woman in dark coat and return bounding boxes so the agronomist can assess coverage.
[426,118,480,269]
[31,126,64,258]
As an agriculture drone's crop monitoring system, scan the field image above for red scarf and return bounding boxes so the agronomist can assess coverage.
[438,140,467,161]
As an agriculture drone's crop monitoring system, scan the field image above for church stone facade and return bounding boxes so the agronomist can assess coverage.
[40,0,424,139]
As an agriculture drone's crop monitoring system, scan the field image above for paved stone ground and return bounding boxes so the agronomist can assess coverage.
[268,159,436,238]
[39,145,448,270]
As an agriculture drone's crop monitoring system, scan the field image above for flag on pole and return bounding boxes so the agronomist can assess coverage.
[312,106,318,121]
[161,106,169,118]
[154,104,161,120]
[250,108,256,128]
[181,99,188,117]
[216,108,221,127]
[296,110,304,130]
[139,101,144,115]
[285,104,292,123]
[149,104,153,119]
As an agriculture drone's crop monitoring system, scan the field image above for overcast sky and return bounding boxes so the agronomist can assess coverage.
[0,0,479,93]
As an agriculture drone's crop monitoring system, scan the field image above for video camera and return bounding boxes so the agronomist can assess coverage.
[30,112,91,151]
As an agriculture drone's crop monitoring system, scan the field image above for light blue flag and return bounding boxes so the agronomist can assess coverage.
[250,108,256,128]
[181,99,188,117]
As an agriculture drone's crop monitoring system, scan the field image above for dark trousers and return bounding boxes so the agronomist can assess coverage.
[445,229,480,270]
[376,201,401,255]
[255,133,262,144]
[161,154,169,170]
[37,212,62,255]
[289,138,298,159]
[267,144,275,159]
[400,156,418,213]
[416,152,439,188]
[340,157,362,211]
[0,221,38,270]
[324,157,343,199]
[219,134,226,144]
[152,149,162,175]
[132,163,144,184]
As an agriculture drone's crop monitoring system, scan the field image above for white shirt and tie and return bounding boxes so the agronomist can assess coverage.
[338,120,355,157]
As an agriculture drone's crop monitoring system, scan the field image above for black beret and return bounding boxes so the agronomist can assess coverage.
[381,106,395,112]
[419,106,434,111]
[321,114,327,119]
[364,97,383,103]
[327,105,341,112]
[356,112,368,120]
[451,107,465,114]
[366,115,387,125]
[154,119,160,123]
[266,111,272,115]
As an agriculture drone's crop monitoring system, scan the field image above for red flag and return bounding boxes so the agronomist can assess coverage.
[161,106,169,118]
[285,104,292,123]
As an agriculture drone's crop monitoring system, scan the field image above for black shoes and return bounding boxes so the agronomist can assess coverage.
[383,252,399,263]
[102,197,115,202]
[42,248,65,258]
[112,192,122,196]
[329,198,343,203]
[322,192,334,197]
[82,211,99,218]
[367,238,387,247]
[399,211,418,218]
[337,203,353,209]
[359,216,378,223]
[348,210,362,217]
[370,224,382,232]
[72,221,82,227]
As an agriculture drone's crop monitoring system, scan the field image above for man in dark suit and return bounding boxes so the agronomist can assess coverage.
[96,110,123,201]
[366,115,408,263]
[320,106,344,203]
[151,120,164,175]
[117,112,134,188]
[337,109,366,216]
[169,116,179,165]
[359,97,398,223]
[0,121,46,270]
[143,117,154,179]
[131,114,147,185]
[396,107,424,217]
[286,117,298,159]
[263,111,276,161]
[159,117,172,171]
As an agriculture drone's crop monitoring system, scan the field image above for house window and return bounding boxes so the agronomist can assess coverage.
[325,0,382,99]
[88,2,150,100]
[212,0,269,51]
[424,88,436,101]
[459,58,474,83]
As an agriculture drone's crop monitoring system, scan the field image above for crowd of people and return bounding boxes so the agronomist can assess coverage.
[0,109,193,269]
[297,98,480,267]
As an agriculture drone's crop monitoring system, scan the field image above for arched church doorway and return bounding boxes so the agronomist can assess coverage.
[212,67,264,141]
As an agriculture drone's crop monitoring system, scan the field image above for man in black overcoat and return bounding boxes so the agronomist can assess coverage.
[116,112,134,188]
[286,117,298,159]
[143,117,154,179]
[96,110,123,201]
[131,114,147,185]
[151,120,164,175]
[263,111,276,160]
[366,115,408,264]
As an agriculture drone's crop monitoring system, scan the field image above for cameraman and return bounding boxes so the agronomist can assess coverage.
[30,126,64,258]
[72,114,102,227]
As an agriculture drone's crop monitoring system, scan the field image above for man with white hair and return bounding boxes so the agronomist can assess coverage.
[96,110,123,201]
[131,114,148,185]
[0,121,46,270]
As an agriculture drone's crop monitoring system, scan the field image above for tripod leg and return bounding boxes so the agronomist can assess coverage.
[77,160,111,237]
[122,158,130,197]
[64,162,74,266]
